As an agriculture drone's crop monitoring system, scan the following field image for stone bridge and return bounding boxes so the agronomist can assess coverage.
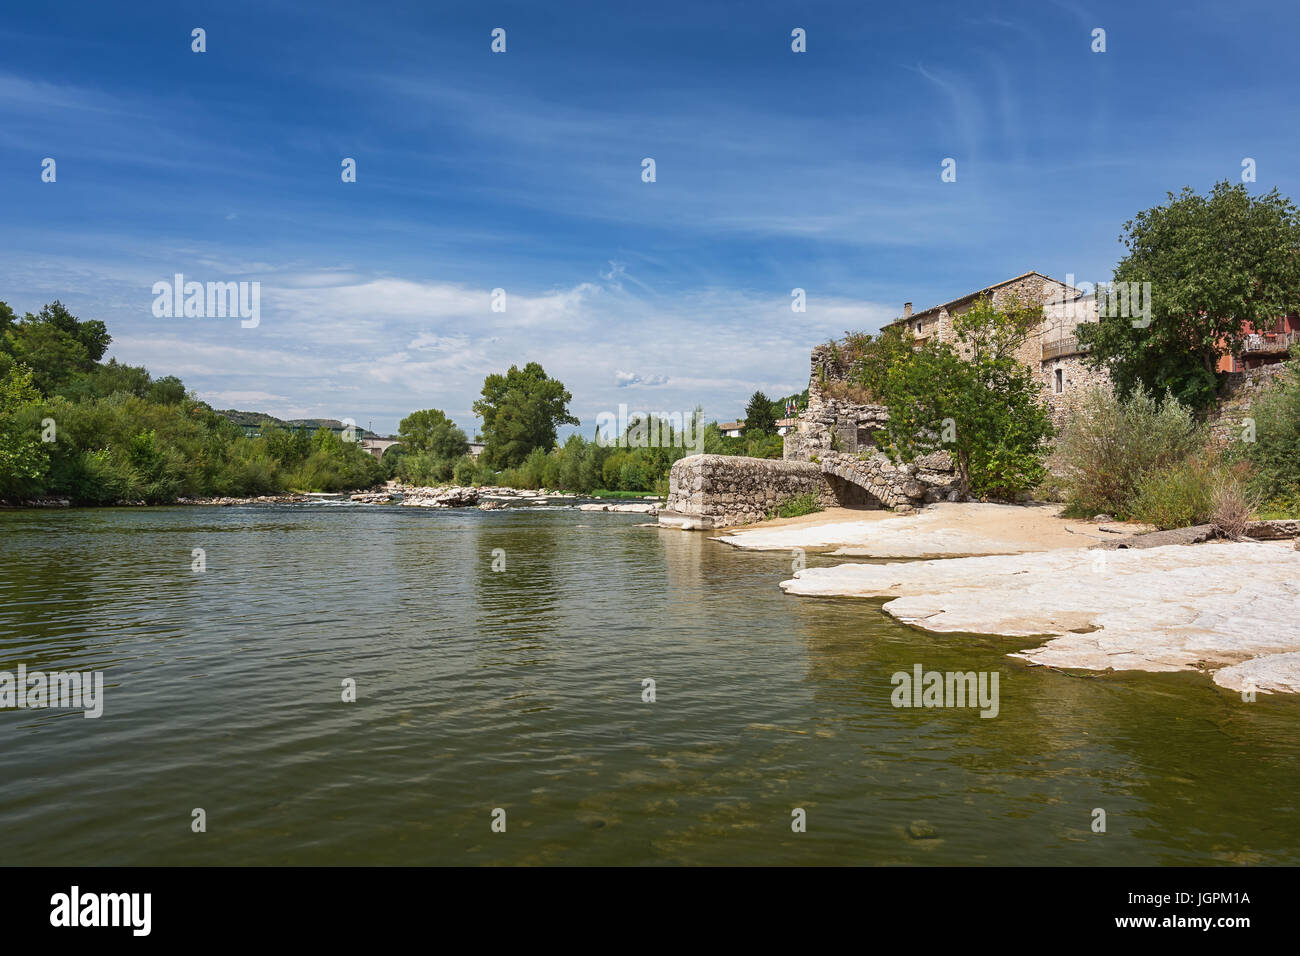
[359,438,402,462]
[659,451,959,530]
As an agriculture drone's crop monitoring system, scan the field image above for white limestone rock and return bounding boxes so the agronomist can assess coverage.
[780,541,1300,691]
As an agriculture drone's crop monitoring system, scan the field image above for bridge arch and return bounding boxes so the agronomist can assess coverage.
[359,438,402,462]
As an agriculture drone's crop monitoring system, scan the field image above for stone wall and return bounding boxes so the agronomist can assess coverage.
[1208,362,1291,446]
[661,455,835,529]
[660,450,955,530]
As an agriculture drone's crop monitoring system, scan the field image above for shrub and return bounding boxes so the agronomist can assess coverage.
[767,492,823,520]
[1052,387,1201,518]
[1128,454,1258,531]
[1236,360,1300,503]
[1209,461,1262,538]
[1130,458,1216,529]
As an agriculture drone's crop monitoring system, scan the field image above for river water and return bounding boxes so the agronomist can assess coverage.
[1,504,1296,865]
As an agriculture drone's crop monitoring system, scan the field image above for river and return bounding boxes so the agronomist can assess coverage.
[1,504,1296,865]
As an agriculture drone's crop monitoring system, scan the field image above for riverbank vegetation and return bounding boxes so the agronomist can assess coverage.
[2,298,808,504]
[1049,384,1281,532]
[1,300,384,503]
[390,387,805,496]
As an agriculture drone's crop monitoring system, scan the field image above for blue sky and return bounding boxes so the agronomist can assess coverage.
[1,0,1296,437]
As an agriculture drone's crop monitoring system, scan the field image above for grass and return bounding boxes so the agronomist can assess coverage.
[766,492,824,520]
[589,488,658,498]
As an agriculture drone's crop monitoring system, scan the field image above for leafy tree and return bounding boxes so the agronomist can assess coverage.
[398,408,469,459]
[839,324,915,401]
[0,363,49,498]
[1079,182,1300,409]
[472,362,578,469]
[1,300,111,395]
[879,296,1053,498]
[148,375,187,405]
[743,390,776,436]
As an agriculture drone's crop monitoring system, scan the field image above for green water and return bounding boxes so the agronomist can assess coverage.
[0,504,1296,865]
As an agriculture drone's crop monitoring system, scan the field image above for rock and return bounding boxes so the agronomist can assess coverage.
[1246,519,1300,540]
[1092,524,1217,550]
[1093,514,1113,523]
[400,485,479,508]
[1099,522,1158,535]
[906,820,939,840]
[781,540,1300,692]
[350,492,394,504]
[1215,652,1300,695]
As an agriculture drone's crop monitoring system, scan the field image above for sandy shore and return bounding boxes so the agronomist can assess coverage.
[716,501,1131,558]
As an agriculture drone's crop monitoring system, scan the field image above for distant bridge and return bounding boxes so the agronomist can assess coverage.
[359,438,402,461]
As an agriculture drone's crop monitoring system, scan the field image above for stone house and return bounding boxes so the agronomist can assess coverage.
[882,271,1111,425]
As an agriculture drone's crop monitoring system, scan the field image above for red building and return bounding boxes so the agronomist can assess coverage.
[1217,314,1300,373]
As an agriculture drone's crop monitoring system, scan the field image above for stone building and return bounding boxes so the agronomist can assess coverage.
[883,271,1111,425]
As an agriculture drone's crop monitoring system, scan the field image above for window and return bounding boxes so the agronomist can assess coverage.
[1054,368,1064,394]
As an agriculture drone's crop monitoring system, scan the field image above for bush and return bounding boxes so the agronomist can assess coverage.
[1130,458,1216,529]
[1236,360,1300,504]
[1128,454,1258,532]
[1052,387,1201,518]
[1209,462,1262,538]
[767,492,823,520]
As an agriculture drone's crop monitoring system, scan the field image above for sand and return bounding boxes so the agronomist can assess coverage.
[716,501,1132,558]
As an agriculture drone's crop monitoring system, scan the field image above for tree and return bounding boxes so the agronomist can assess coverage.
[879,296,1053,499]
[1,300,112,395]
[0,363,49,499]
[472,362,578,469]
[744,390,776,436]
[1079,182,1300,409]
[840,324,915,401]
[398,408,469,459]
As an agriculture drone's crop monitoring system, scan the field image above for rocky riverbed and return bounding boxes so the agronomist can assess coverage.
[780,539,1300,694]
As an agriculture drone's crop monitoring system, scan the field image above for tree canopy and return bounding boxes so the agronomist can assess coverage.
[398,408,469,460]
[878,295,1054,499]
[1078,181,1300,409]
[472,362,578,469]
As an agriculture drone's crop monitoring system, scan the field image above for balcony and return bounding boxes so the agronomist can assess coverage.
[1042,335,1088,360]
[1241,330,1300,354]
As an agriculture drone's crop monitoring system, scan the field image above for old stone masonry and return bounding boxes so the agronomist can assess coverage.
[661,345,959,530]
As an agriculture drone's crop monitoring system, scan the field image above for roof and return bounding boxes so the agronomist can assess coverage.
[885,271,1077,328]
[718,421,745,431]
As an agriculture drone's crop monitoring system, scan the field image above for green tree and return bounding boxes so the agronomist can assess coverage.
[1079,182,1300,409]
[0,363,50,499]
[472,362,578,469]
[2,300,112,395]
[880,296,1053,499]
[744,390,776,436]
[398,408,469,459]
